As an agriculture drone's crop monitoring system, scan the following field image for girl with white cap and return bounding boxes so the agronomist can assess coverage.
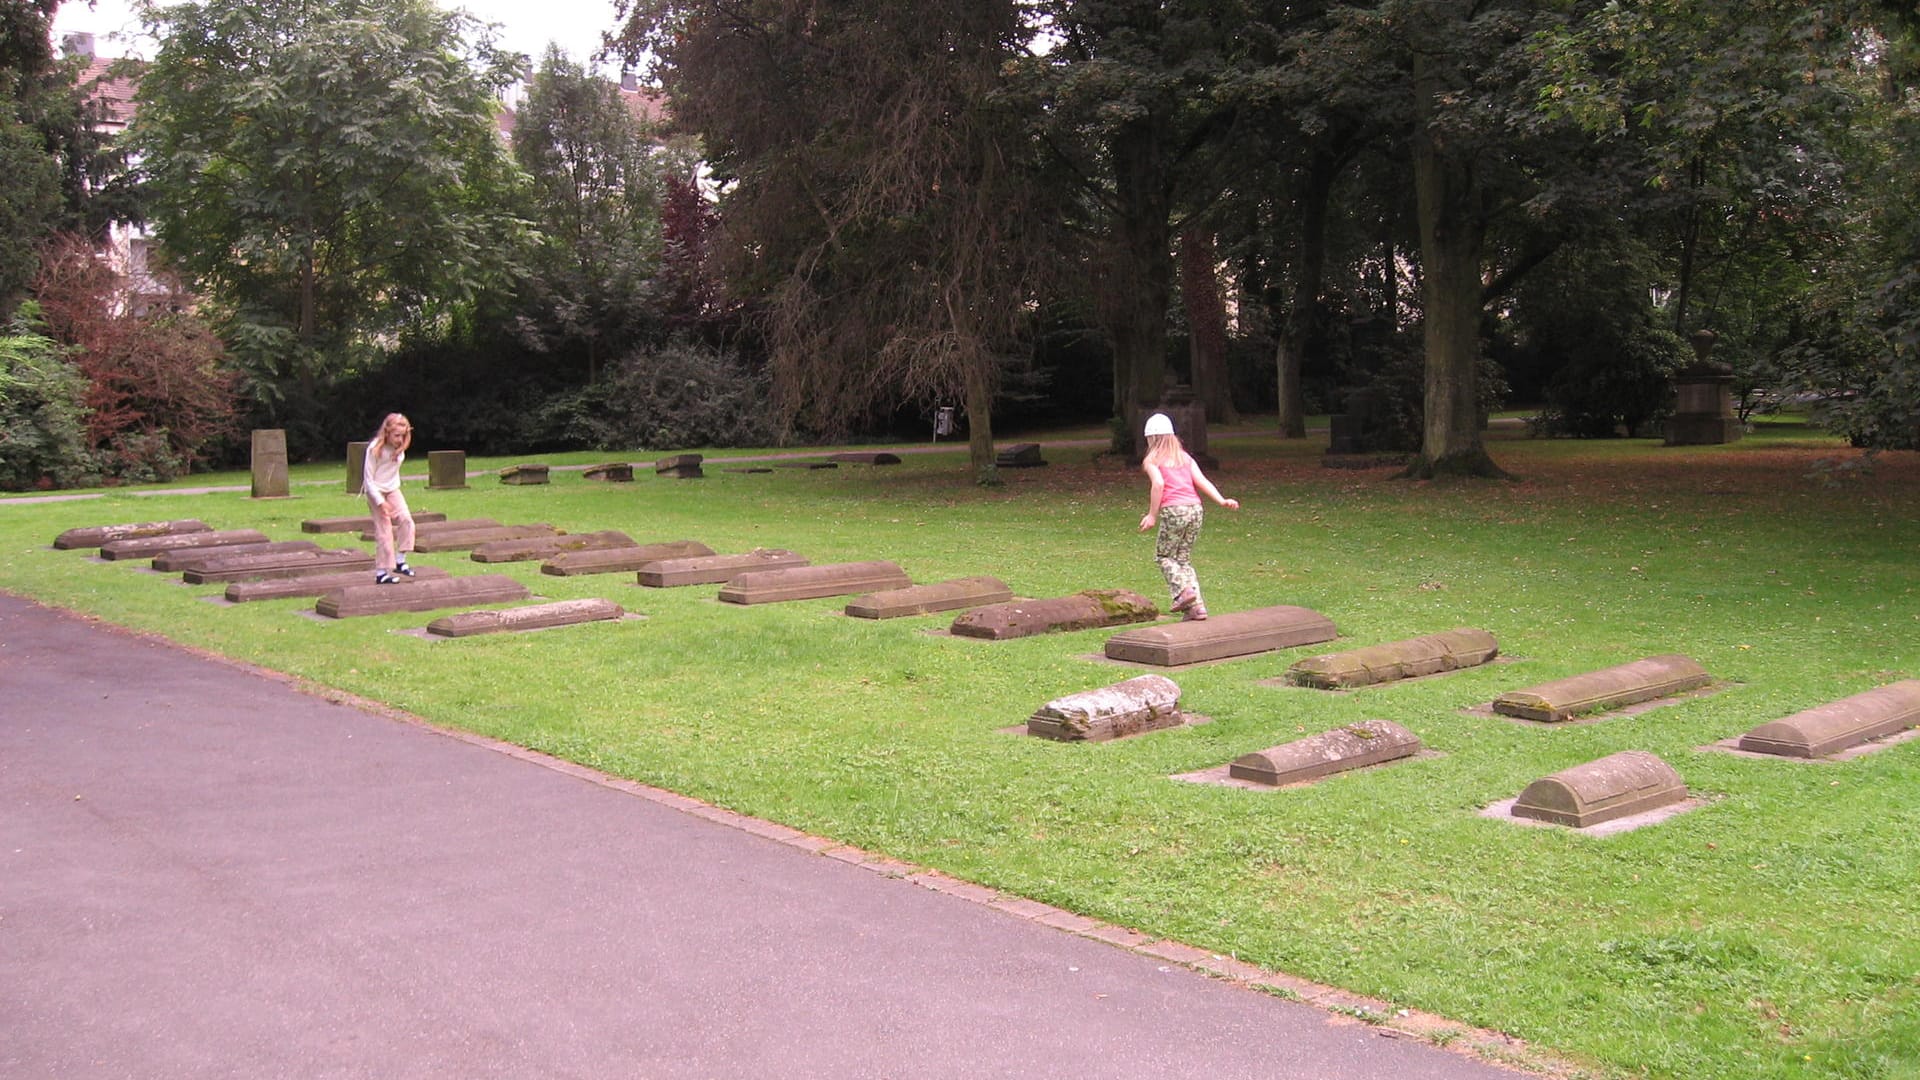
[1137,412,1239,620]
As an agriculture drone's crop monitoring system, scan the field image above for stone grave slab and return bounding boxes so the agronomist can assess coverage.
[774,461,837,470]
[724,467,774,474]
[1288,628,1499,689]
[1509,750,1689,829]
[184,548,373,584]
[951,590,1158,641]
[499,463,549,485]
[718,561,911,605]
[359,517,501,542]
[426,598,624,638]
[637,549,808,587]
[225,566,451,602]
[315,574,529,618]
[427,449,468,489]
[471,530,635,564]
[303,511,447,534]
[1492,654,1711,723]
[1228,721,1421,786]
[99,529,271,561]
[1027,674,1183,742]
[827,451,901,465]
[412,524,562,553]
[583,462,633,482]
[656,454,704,479]
[845,576,1013,619]
[153,540,319,573]
[1103,604,1337,666]
[1736,680,1920,759]
[55,519,211,550]
[996,443,1046,468]
[540,540,717,576]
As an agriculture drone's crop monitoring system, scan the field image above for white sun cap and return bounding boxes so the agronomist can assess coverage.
[1143,412,1175,437]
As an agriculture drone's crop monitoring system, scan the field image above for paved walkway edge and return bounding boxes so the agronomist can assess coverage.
[12,592,1574,1079]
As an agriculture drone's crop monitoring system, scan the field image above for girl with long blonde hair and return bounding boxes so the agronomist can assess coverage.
[1137,412,1239,620]
[362,412,416,584]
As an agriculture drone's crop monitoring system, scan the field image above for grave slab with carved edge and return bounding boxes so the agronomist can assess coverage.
[225,566,451,602]
[540,540,716,576]
[656,454,704,479]
[951,589,1159,641]
[1492,655,1711,723]
[1228,720,1422,786]
[996,443,1046,468]
[359,517,501,542]
[303,512,447,534]
[827,451,901,465]
[427,598,624,637]
[315,575,530,618]
[773,461,837,470]
[583,463,633,482]
[185,548,373,584]
[471,530,635,564]
[1104,604,1337,666]
[100,529,271,561]
[1288,628,1499,689]
[845,576,1013,619]
[637,549,808,587]
[1509,750,1689,829]
[1736,679,1920,759]
[499,463,549,485]
[55,519,210,550]
[719,561,911,605]
[411,524,562,553]
[1028,674,1183,742]
[154,540,319,573]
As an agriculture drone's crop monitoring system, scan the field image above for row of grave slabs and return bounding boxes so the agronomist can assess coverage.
[53,511,1920,838]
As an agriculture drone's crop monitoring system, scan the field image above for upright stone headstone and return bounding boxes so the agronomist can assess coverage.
[250,429,290,499]
[427,450,468,490]
[345,440,369,494]
[1131,380,1211,468]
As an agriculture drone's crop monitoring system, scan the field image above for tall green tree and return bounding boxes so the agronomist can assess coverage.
[128,0,533,442]
[0,0,70,313]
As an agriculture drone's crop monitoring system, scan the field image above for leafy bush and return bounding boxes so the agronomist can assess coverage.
[1537,319,1687,438]
[0,304,95,490]
[573,340,776,451]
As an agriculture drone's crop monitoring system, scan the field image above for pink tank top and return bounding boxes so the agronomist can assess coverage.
[1158,460,1200,507]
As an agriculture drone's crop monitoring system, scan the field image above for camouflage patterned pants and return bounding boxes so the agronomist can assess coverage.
[1153,503,1204,604]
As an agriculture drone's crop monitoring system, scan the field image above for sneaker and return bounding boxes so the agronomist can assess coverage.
[394,560,414,577]
[1183,603,1208,622]
[1171,588,1197,612]
[374,570,399,585]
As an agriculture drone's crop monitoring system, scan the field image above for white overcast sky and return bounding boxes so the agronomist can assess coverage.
[53,0,628,69]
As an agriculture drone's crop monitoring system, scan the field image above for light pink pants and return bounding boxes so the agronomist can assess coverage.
[366,488,414,570]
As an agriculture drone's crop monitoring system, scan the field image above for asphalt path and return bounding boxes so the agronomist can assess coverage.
[0,592,1538,1079]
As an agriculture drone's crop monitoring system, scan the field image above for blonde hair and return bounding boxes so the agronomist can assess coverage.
[373,412,412,456]
[1143,432,1187,468]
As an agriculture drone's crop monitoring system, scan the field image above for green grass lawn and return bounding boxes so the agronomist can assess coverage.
[3,423,1916,1080]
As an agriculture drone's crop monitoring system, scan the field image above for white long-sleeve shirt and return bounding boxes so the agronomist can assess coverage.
[362,441,404,497]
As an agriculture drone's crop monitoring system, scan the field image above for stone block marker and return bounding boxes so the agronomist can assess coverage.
[656,454,704,479]
[950,589,1158,641]
[996,443,1047,468]
[427,598,625,638]
[412,524,563,553]
[303,511,447,534]
[1492,654,1711,723]
[845,576,1014,619]
[717,561,912,605]
[583,462,633,482]
[1288,628,1499,689]
[184,548,373,584]
[1027,674,1183,742]
[637,549,808,587]
[471,530,635,564]
[156,540,321,573]
[1510,750,1688,829]
[427,449,468,489]
[827,451,901,465]
[225,566,451,602]
[1736,680,1920,759]
[250,429,290,498]
[99,529,271,561]
[360,517,500,542]
[499,463,549,485]
[345,440,369,494]
[315,574,530,618]
[1229,721,1422,786]
[55,519,211,550]
[1104,604,1337,666]
[540,540,716,576]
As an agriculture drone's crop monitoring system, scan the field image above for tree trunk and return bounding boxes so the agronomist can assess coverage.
[964,352,998,485]
[1180,228,1237,425]
[1277,150,1338,439]
[1106,118,1172,433]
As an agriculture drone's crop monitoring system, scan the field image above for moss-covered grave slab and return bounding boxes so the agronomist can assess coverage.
[1736,680,1920,759]
[499,463,549,484]
[55,519,211,550]
[470,530,635,564]
[224,566,451,602]
[302,511,447,534]
[358,518,501,542]
[718,561,911,605]
[1492,654,1711,723]
[426,598,624,637]
[411,524,562,553]
[844,577,1013,619]
[99,529,271,561]
[315,575,529,618]
[184,548,373,584]
[539,540,716,576]
[637,549,807,587]
[1027,674,1183,742]
[1228,720,1422,786]
[1509,750,1689,829]
[951,590,1159,640]
[1103,604,1337,666]
[1286,628,1499,689]
[153,540,319,572]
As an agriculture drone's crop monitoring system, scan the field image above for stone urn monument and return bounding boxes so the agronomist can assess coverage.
[1665,329,1742,446]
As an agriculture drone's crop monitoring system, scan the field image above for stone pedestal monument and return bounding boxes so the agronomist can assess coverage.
[1665,330,1743,446]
